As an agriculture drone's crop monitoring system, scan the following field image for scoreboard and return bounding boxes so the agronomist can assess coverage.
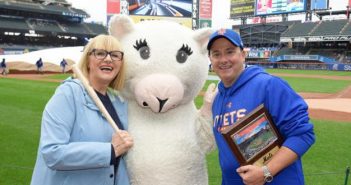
[255,0,306,16]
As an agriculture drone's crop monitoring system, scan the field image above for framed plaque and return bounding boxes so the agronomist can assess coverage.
[221,104,283,167]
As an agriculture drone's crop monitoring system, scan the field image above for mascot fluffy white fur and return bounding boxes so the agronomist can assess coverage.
[109,15,216,185]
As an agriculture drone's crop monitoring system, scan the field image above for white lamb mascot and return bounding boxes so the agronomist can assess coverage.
[109,15,216,185]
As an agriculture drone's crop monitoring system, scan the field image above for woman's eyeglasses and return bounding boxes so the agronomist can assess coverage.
[89,49,124,61]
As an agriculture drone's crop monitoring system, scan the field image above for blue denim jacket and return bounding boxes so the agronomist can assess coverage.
[31,78,130,185]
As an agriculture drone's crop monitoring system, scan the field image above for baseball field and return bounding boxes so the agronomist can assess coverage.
[0,69,350,185]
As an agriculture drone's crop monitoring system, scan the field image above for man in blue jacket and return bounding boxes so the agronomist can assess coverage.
[207,28,315,185]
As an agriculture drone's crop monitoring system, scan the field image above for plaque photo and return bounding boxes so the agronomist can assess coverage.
[221,104,283,166]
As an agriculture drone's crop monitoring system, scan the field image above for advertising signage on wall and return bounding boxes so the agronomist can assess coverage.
[230,0,255,18]
[107,0,121,14]
[310,0,328,10]
[199,0,212,19]
[192,0,198,29]
[280,35,351,42]
[129,15,192,28]
[199,19,212,28]
[255,0,306,16]
[127,0,192,17]
[247,50,271,58]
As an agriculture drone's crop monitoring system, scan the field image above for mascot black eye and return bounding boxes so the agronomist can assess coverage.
[176,44,193,63]
[139,46,150,59]
[134,39,150,60]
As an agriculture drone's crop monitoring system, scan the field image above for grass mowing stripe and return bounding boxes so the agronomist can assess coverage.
[266,69,351,76]
[302,119,351,185]
[210,69,351,76]
[0,78,59,185]
[208,73,351,94]
[279,76,351,93]
[45,74,71,80]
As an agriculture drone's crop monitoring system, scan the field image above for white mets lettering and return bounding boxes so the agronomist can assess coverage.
[214,108,247,128]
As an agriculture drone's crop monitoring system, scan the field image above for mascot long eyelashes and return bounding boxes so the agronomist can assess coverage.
[108,14,215,185]
[177,44,193,63]
[134,39,150,60]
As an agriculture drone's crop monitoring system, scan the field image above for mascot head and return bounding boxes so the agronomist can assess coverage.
[109,15,211,113]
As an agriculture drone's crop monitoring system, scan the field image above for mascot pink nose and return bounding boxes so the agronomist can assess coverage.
[134,74,184,113]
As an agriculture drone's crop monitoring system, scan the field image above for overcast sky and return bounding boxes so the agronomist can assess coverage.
[66,0,350,28]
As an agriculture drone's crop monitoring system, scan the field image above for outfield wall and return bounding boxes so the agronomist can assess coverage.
[247,61,351,71]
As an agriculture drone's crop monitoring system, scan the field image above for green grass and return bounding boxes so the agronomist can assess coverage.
[0,78,59,185]
[210,69,351,76]
[0,71,351,185]
[266,69,351,76]
[303,120,351,185]
[280,77,351,93]
[45,73,71,80]
[207,150,222,185]
[208,73,351,94]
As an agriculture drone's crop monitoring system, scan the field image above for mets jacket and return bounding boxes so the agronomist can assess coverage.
[212,66,315,185]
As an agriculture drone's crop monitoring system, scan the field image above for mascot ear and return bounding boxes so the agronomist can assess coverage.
[108,14,135,38]
[193,28,212,53]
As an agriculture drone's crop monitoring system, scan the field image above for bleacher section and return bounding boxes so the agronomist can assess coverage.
[45,4,76,14]
[60,22,89,35]
[0,0,87,18]
[340,21,351,35]
[0,0,107,49]
[310,20,348,36]
[237,22,297,47]
[0,16,107,36]
[281,20,351,37]
[27,19,62,33]
[278,20,351,63]
[344,51,351,63]
[273,47,298,56]
[0,0,42,12]
[0,16,29,30]
[281,22,318,37]
[309,49,339,59]
[85,23,108,35]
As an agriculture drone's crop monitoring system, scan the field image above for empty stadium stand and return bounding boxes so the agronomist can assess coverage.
[234,17,351,70]
[310,19,348,36]
[340,21,351,35]
[281,22,318,37]
[0,0,107,52]
[233,22,298,47]
[0,16,30,30]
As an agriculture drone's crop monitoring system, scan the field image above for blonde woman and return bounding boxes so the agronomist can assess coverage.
[31,35,133,185]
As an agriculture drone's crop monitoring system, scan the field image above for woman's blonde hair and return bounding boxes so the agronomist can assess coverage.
[78,34,125,90]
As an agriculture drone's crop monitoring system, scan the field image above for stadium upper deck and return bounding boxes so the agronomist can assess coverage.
[0,0,107,53]
[232,17,351,65]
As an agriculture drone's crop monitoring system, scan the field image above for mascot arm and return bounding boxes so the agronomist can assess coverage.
[199,83,217,120]
[196,83,217,153]
[195,113,216,153]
